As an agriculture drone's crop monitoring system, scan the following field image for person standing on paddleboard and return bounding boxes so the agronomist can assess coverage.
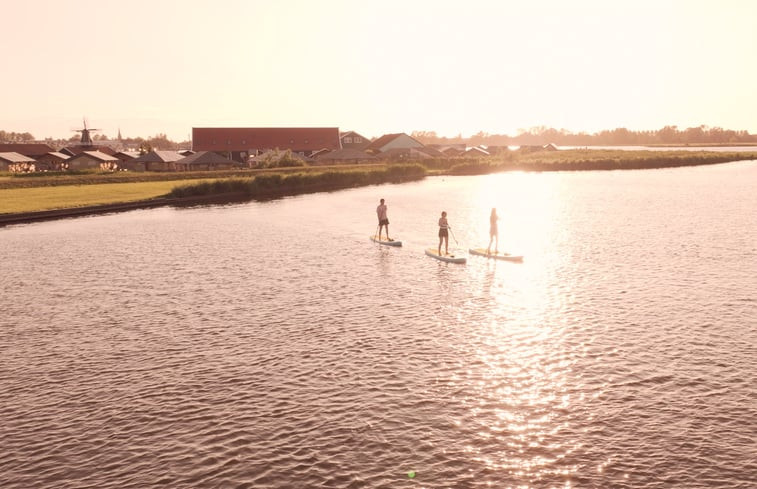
[376,198,391,241]
[438,211,450,255]
[487,207,499,255]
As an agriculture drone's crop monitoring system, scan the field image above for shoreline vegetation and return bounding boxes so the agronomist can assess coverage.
[2,150,756,226]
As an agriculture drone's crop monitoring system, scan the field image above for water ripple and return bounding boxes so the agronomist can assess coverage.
[2,165,757,488]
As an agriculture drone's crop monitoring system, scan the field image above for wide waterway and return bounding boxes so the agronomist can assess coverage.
[1,160,756,488]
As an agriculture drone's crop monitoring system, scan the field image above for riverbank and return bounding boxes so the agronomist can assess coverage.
[0,164,427,227]
[1,150,755,227]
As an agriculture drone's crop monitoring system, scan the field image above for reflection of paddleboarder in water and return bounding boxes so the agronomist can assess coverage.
[376,198,391,240]
[487,208,499,255]
[438,211,449,255]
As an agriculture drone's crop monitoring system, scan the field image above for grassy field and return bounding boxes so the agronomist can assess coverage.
[0,180,212,214]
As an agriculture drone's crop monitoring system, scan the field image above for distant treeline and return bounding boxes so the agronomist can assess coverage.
[413,125,757,147]
[0,130,190,150]
[3,125,756,150]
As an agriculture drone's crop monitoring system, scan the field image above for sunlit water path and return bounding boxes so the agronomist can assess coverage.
[2,161,756,488]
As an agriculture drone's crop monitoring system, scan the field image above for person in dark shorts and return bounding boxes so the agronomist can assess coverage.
[438,211,449,255]
[376,198,391,240]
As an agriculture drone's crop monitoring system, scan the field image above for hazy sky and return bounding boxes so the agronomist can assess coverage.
[3,0,756,141]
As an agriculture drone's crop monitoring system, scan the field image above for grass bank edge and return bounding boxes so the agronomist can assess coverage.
[167,164,428,199]
[447,151,757,175]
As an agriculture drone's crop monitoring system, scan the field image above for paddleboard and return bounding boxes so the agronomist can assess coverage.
[425,248,466,264]
[469,248,524,262]
[370,235,402,247]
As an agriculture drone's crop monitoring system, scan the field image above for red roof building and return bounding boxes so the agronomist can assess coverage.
[0,143,55,159]
[192,127,341,162]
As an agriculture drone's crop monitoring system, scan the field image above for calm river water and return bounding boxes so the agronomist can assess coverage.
[2,161,756,488]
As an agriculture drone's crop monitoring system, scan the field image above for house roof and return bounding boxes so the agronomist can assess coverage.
[465,146,490,156]
[315,148,377,161]
[192,127,341,152]
[131,150,184,163]
[61,145,117,156]
[0,151,36,163]
[340,130,369,139]
[114,151,140,159]
[68,150,118,162]
[0,144,54,157]
[176,151,236,166]
[364,133,424,152]
[365,133,404,151]
[47,151,70,160]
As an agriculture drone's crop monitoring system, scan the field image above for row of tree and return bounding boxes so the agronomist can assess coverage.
[0,130,190,151]
[3,125,756,150]
[412,126,757,146]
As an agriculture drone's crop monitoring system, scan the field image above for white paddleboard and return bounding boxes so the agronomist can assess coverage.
[469,248,523,262]
[425,248,466,264]
[370,235,402,247]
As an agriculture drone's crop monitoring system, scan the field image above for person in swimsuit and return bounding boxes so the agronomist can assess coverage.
[376,198,391,240]
[487,207,499,255]
[438,211,449,255]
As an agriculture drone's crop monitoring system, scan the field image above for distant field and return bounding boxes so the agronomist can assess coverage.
[0,180,213,214]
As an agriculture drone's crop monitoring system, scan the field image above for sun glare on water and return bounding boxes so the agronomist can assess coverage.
[453,171,589,482]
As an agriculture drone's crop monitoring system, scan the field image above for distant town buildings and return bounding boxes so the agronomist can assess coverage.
[192,127,341,163]
[0,124,523,173]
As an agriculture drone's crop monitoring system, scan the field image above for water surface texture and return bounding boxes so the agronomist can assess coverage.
[2,161,756,488]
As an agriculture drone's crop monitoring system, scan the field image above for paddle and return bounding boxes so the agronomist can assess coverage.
[449,226,459,245]
[375,224,380,240]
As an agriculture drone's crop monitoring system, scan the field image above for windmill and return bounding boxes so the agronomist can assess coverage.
[72,118,101,146]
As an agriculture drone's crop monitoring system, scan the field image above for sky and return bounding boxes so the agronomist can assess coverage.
[3,0,757,141]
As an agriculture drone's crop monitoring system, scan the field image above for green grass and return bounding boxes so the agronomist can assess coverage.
[0,170,255,189]
[448,150,757,174]
[0,180,212,214]
[168,164,428,199]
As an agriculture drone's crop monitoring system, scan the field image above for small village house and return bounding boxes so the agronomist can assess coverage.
[339,131,370,150]
[175,151,237,171]
[127,150,184,171]
[114,151,140,168]
[313,148,377,165]
[60,144,118,157]
[35,151,70,171]
[66,150,119,171]
[0,152,36,172]
[365,133,425,154]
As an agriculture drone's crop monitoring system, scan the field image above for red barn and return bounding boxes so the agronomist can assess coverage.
[192,127,341,163]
